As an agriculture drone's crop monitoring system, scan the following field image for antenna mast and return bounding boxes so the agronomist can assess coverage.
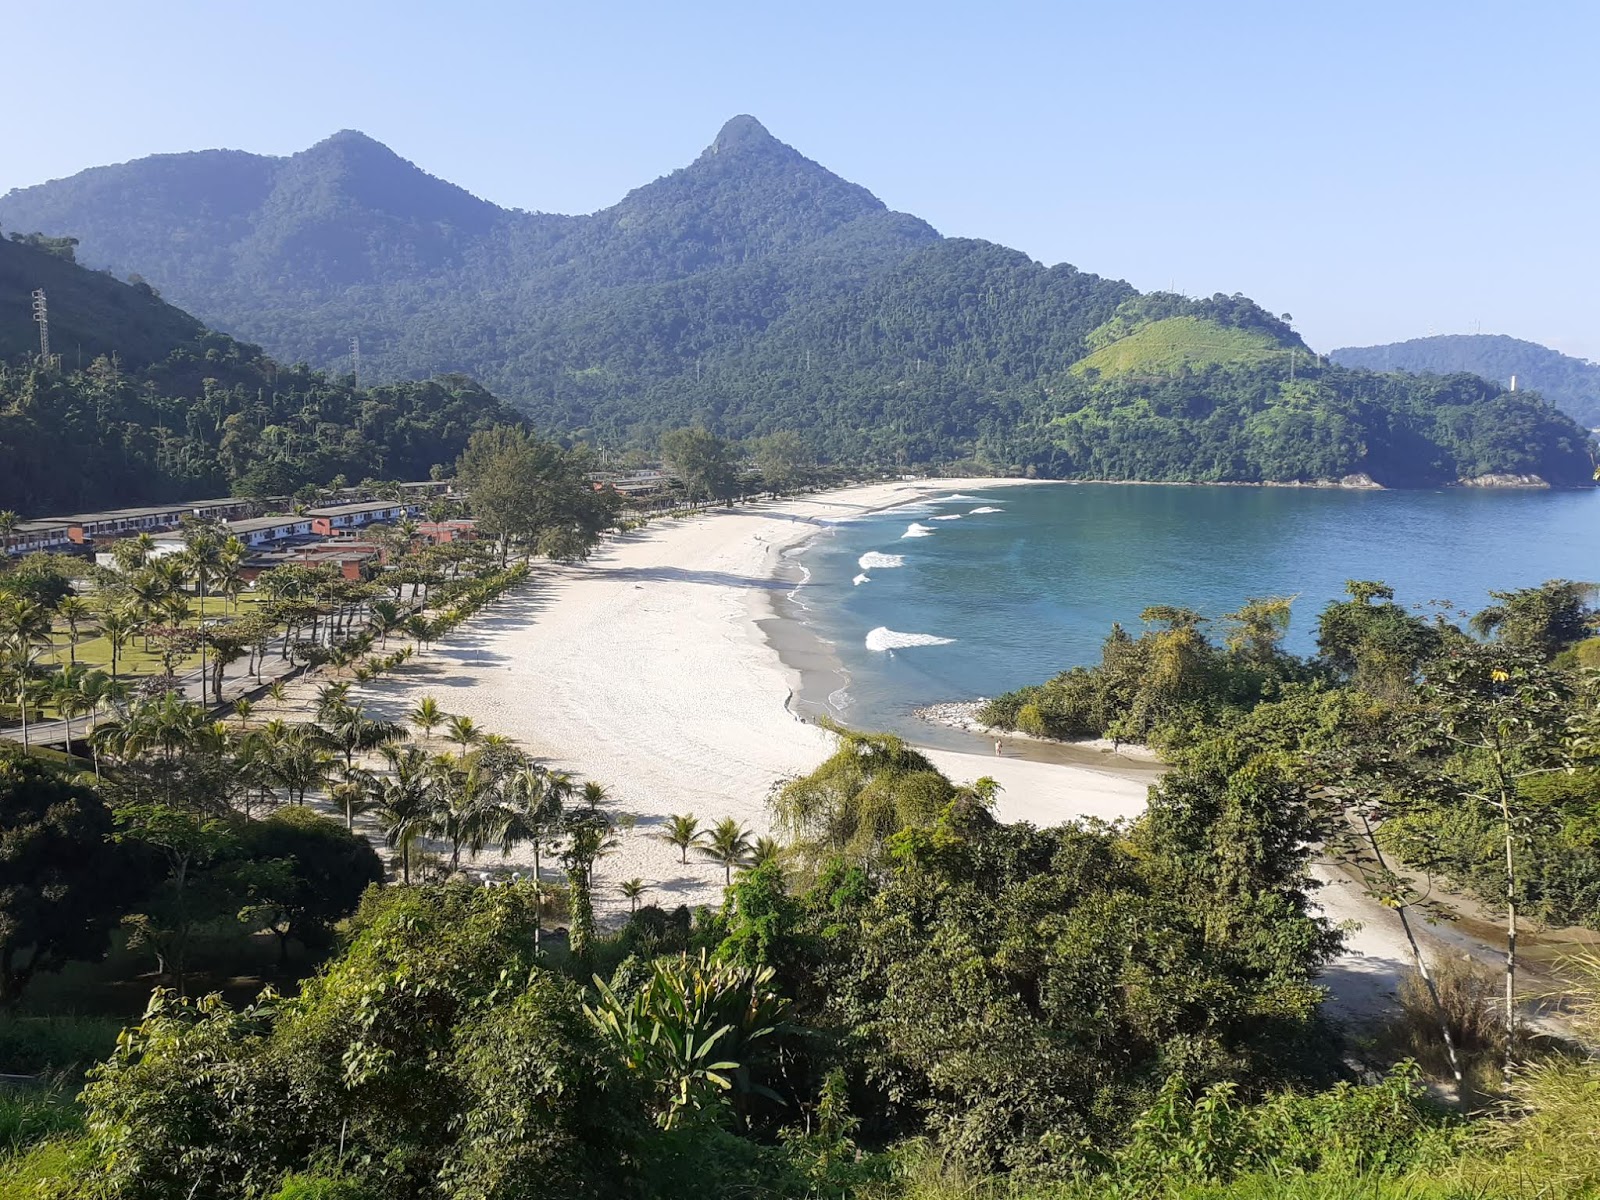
[30,289,50,364]
[350,335,361,389]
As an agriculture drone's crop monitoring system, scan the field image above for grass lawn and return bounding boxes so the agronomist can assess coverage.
[40,593,271,681]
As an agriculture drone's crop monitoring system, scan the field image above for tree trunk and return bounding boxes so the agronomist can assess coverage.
[1501,787,1519,1087]
[1358,810,1463,1085]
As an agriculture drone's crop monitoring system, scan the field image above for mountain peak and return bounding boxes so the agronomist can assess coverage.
[707,114,776,156]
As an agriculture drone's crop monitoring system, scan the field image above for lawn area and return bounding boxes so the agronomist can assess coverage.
[40,592,271,680]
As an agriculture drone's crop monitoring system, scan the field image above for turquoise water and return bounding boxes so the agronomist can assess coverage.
[786,483,1600,739]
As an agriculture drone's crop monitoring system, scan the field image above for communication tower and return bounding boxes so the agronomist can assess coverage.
[30,289,50,363]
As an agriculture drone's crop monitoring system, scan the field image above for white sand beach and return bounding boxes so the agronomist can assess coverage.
[328,479,1149,917]
[263,475,1507,1027]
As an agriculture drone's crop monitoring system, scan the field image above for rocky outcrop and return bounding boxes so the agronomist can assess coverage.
[1458,473,1551,488]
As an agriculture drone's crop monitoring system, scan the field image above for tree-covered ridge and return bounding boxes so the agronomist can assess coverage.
[1003,357,1597,486]
[0,234,201,368]
[0,245,519,511]
[1332,333,1600,428]
[3,118,1595,485]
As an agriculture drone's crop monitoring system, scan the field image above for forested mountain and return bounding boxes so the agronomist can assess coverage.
[4,117,1595,486]
[0,235,518,512]
[1332,334,1600,428]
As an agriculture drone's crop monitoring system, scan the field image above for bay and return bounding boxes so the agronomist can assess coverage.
[782,482,1600,741]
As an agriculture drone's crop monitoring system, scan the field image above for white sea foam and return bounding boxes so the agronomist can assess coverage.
[858,552,905,570]
[968,506,1004,514]
[943,493,978,501]
[865,626,956,652]
[852,573,871,586]
[931,514,963,521]
[901,522,936,538]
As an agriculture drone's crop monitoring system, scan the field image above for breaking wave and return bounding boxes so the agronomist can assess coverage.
[865,627,956,652]
[932,513,963,521]
[968,506,1004,514]
[852,573,871,586]
[902,522,936,538]
[858,551,905,570]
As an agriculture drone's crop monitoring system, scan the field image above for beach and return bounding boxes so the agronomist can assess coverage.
[328,479,1149,916]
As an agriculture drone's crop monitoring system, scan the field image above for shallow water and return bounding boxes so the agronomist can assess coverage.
[782,482,1600,740]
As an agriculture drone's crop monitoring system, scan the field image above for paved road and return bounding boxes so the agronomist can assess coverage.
[1,623,326,748]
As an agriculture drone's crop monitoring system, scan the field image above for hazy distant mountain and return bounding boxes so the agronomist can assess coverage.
[1332,334,1600,427]
[3,117,1594,486]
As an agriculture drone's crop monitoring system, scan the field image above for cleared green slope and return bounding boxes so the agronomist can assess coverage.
[1071,315,1287,377]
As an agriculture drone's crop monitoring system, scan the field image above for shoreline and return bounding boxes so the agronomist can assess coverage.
[286,476,1539,1028]
[321,478,1150,917]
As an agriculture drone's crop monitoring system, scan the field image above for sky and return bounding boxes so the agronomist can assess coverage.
[7,0,1597,359]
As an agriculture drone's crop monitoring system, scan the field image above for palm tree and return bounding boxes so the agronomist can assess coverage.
[52,665,92,748]
[55,597,94,667]
[327,701,405,772]
[329,766,379,832]
[96,609,136,681]
[377,744,434,884]
[233,697,254,726]
[369,599,405,648]
[0,510,17,545]
[76,670,126,779]
[581,781,610,811]
[408,695,445,742]
[266,681,289,707]
[656,813,702,865]
[699,817,755,885]
[315,681,352,722]
[620,878,647,913]
[267,724,336,806]
[490,761,567,946]
[0,596,54,747]
[748,836,784,870]
[445,714,482,759]
[404,613,439,652]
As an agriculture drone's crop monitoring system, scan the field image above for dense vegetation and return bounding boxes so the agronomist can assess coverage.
[1333,333,1600,428]
[0,233,521,512]
[983,580,1600,936]
[3,556,1600,1195]
[5,120,1594,486]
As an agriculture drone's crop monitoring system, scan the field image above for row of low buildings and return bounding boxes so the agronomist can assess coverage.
[7,495,477,583]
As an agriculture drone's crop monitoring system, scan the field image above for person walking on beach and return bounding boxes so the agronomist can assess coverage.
[994,739,1002,756]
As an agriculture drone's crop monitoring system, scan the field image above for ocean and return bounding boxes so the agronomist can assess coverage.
[775,481,1600,747]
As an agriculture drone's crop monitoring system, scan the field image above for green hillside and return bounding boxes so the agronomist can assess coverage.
[1072,315,1287,377]
[0,233,202,369]
[0,243,520,512]
[1332,333,1600,427]
[1,117,1594,488]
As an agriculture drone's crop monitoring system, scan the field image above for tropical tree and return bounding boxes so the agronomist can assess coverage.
[1416,644,1580,1084]
[770,720,955,863]
[0,753,139,1005]
[656,813,702,864]
[326,701,404,772]
[1470,579,1598,660]
[620,878,647,913]
[376,745,434,884]
[699,817,755,884]
[561,808,618,958]
[55,596,94,667]
[97,608,136,681]
[328,766,380,833]
[408,695,446,742]
[445,714,483,759]
[585,950,790,1129]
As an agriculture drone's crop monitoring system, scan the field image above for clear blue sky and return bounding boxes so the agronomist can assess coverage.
[9,0,1597,358]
